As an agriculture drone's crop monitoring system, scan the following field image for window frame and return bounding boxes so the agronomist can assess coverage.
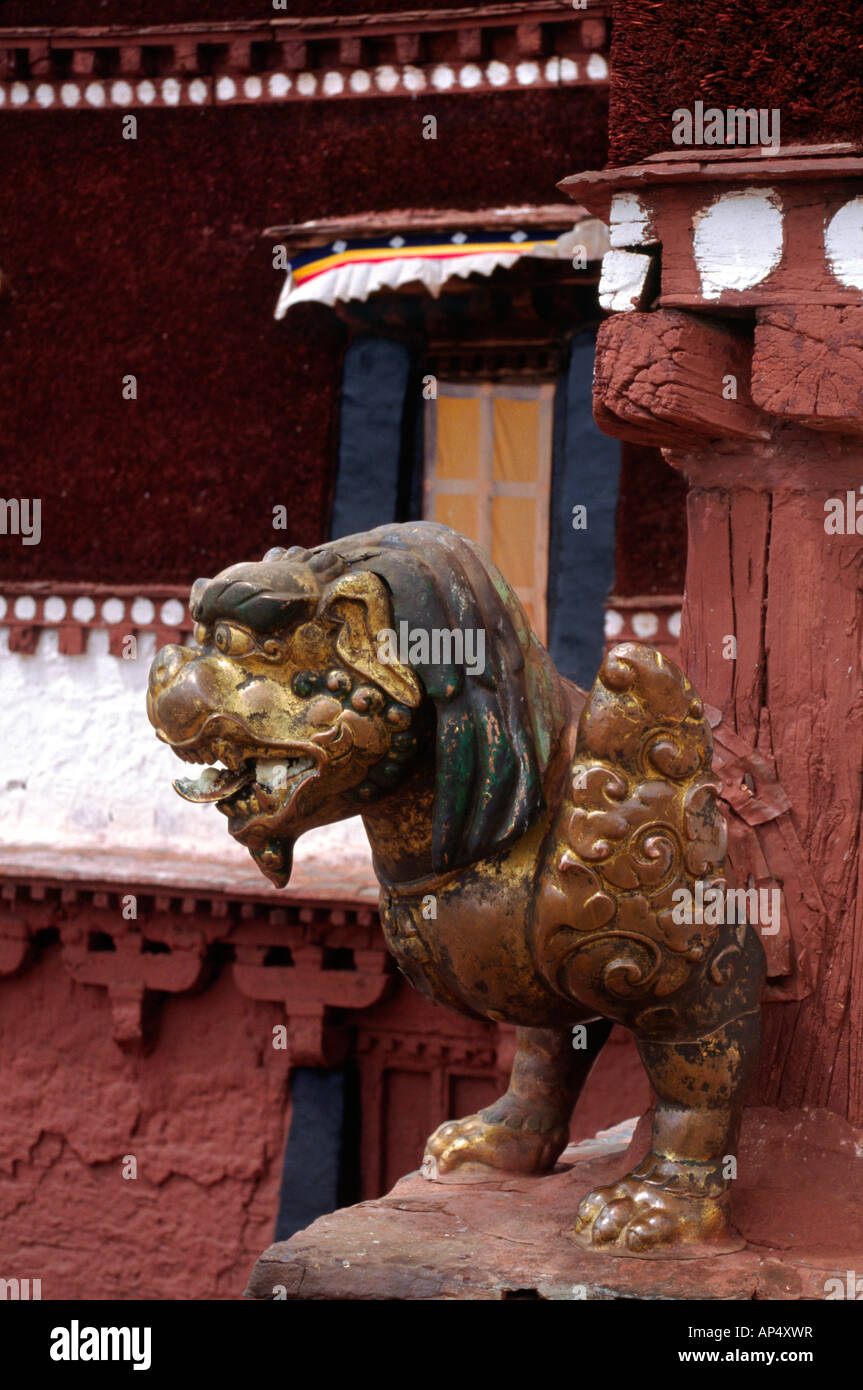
[422,379,555,641]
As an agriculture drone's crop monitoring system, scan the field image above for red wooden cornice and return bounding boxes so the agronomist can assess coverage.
[0,851,385,1063]
[0,3,610,111]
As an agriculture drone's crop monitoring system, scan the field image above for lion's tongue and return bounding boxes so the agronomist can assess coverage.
[173,765,254,804]
[250,837,295,889]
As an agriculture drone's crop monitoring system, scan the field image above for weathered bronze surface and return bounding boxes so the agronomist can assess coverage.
[147,522,763,1256]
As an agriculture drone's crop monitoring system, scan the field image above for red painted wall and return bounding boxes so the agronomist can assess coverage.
[0,931,646,1299]
[0,943,290,1299]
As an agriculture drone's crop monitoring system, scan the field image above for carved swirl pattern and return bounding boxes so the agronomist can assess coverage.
[535,643,728,1030]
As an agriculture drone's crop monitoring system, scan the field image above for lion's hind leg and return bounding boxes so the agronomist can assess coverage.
[573,1007,761,1256]
[422,1019,611,1181]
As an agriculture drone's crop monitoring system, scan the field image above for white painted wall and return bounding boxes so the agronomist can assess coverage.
[0,627,374,887]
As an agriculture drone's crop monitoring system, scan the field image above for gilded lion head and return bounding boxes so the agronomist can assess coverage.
[147,522,559,887]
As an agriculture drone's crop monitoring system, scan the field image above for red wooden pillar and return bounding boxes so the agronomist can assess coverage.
[561,145,863,1125]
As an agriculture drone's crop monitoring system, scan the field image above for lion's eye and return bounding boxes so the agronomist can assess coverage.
[213,623,254,656]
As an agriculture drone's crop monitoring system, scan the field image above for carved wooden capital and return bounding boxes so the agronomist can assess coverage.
[594,309,771,448]
[561,143,863,450]
[752,305,863,435]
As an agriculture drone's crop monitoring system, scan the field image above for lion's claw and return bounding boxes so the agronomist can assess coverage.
[423,1108,568,1180]
[573,1158,737,1256]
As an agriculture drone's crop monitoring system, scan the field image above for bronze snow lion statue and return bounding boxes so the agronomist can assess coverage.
[147,522,763,1256]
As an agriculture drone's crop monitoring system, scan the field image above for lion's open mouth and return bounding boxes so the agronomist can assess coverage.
[171,744,318,820]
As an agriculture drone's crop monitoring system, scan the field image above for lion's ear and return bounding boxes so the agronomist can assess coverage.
[319,572,423,708]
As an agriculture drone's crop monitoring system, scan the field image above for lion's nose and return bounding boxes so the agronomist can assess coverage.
[148,644,190,697]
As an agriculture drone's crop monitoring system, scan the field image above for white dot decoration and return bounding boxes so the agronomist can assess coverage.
[825,197,863,292]
[587,54,609,81]
[35,84,54,107]
[11,82,29,106]
[162,78,182,105]
[268,73,291,98]
[85,82,105,107]
[72,597,96,623]
[632,611,660,639]
[401,67,425,92]
[44,596,67,622]
[486,62,510,87]
[188,79,208,104]
[349,69,372,93]
[560,58,578,83]
[604,609,624,639]
[160,599,185,626]
[111,81,133,105]
[459,64,482,89]
[296,72,317,95]
[130,597,155,625]
[137,81,156,105]
[244,76,263,100]
[668,611,682,638]
[101,598,126,625]
[323,71,344,96]
[216,76,237,101]
[374,66,399,93]
[692,189,784,300]
[14,596,36,620]
[515,61,540,86]
[431,65,455,91]
[60,83,81,107]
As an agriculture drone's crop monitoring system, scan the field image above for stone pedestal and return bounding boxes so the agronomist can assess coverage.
[245,1110,863,1300]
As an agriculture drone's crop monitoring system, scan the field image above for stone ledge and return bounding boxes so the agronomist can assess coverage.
[245,1110,863,1300]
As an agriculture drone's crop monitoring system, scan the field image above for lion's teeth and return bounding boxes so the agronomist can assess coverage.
[256,759,289,792]
[173,766,253,804]
[255,756,313,790]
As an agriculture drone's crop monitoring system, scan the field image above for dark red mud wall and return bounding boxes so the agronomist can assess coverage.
[0,90,606,585]
[609,0,863,165]
[613,443,687,596]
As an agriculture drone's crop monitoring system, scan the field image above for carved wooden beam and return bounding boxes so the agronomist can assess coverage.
[752,305,863,436]
[593,309,771,448]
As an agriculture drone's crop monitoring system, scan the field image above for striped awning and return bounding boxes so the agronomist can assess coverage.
[274,220,607,318]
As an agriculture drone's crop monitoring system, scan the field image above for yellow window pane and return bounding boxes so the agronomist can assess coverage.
[435,396,481,480]
[433,493,479,537]
[493,397,540,484]
[491,496,537,589]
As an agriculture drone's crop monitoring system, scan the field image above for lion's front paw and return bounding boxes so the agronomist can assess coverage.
[572,1154,742,1257]
[422,1108,569,1181]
